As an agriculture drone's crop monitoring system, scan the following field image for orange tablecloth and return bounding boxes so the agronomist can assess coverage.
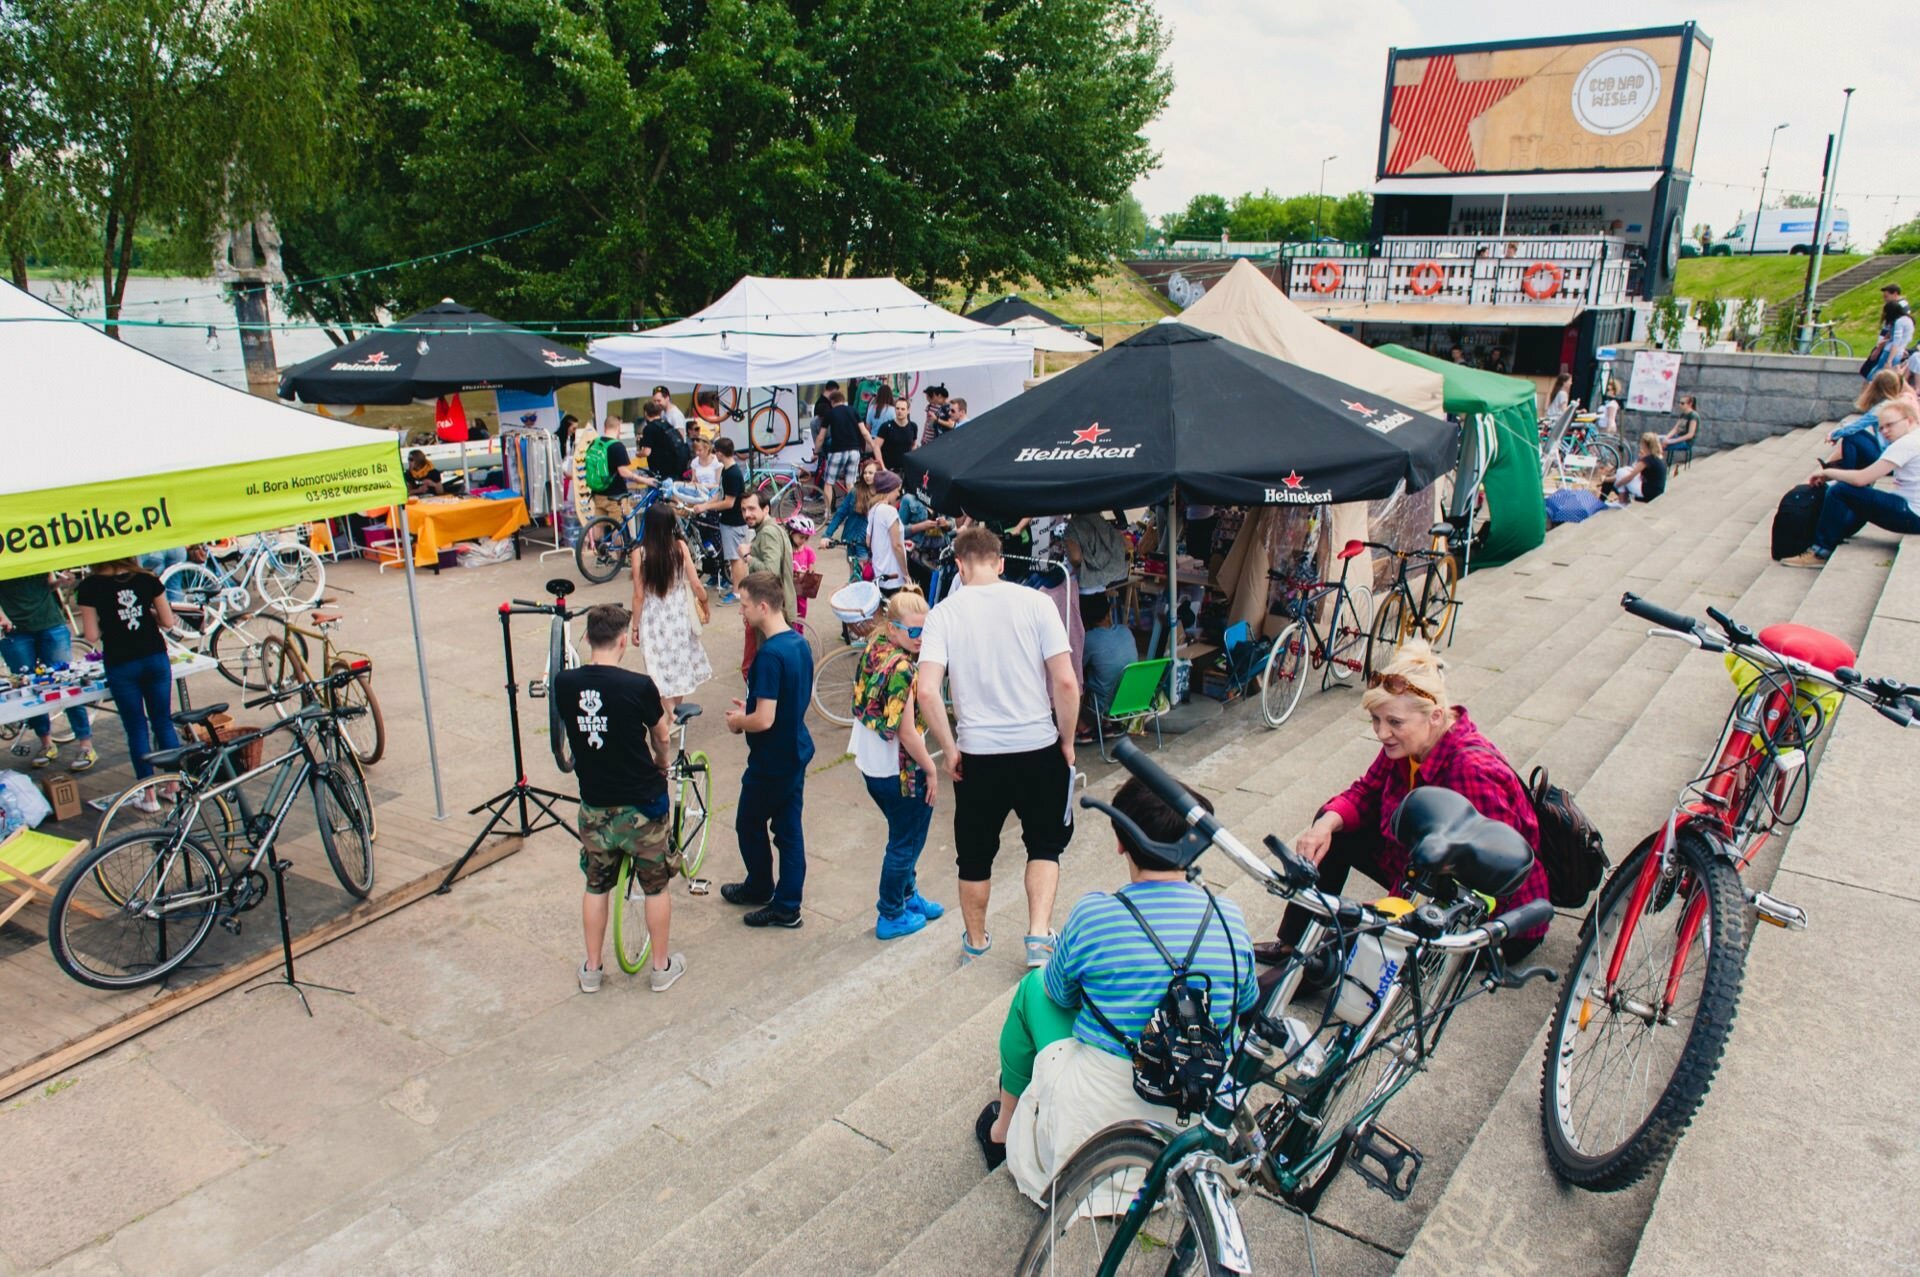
[385,496,530,567]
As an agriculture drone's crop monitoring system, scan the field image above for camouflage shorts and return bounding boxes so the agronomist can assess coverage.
[579,802,677,896]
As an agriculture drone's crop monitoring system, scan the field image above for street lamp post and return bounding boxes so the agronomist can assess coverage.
[1312,154,1338,244]
[1749,122,1788,255]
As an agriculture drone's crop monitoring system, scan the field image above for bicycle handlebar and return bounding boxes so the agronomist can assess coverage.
[1622,592,1700,636]
[241,660,369,711]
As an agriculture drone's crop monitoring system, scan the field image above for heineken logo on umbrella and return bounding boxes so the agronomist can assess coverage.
[1264,471,1333,504]
[1343,398,1416,433]
[329,349,399,372]
[540,348,590,369]
[1013,420,1141,463]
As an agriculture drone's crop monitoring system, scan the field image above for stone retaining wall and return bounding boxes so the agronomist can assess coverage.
[1618,350,1860,452]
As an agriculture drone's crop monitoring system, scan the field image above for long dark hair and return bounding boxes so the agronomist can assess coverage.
[1885,300,1909,329]
[639,503,682,599]
[871,384,895,412]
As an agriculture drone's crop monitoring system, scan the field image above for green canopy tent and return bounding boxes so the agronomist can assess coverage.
[1,281,446,815]
[1378,345,1545,570]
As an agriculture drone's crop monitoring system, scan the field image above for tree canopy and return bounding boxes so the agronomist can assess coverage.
[1157,188,1371,245]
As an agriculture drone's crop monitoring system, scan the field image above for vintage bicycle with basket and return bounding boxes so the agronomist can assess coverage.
[1539,593,1920,1191]
[1019,740,1557,1276]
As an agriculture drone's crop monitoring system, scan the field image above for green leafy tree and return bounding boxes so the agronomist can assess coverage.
[1882,215,1920,254]
[1321,191,1372,241]
[1779,192,1820,209]
[1168,193,1230,242]
[1097,193,1149,255]
[12,0,362,336]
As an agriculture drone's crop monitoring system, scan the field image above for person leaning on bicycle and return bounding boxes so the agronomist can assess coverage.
[553,603,686,995]
[584,414,646,547]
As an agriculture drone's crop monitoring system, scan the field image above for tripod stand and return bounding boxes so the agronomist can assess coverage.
[437,581,580,893]
[246,854,354,1016]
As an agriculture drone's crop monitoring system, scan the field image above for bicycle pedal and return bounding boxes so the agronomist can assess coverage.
[686,878,712,896]
[1749,889,1808,931]
[1345,1124,1422,1201]
[219,917,242,937]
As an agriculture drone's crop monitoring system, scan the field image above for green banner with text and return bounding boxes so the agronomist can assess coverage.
[0,442,406,576]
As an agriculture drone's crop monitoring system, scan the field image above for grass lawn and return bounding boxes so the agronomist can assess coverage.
[1673,253,1861,304]
[941,266,1175,346]
[1827,257,1920,355]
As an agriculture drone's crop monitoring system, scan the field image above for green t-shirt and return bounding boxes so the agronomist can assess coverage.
[0,574,63,633]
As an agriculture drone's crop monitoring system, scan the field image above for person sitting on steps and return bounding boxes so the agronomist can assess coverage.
[974,776,1258,1200]
[1601,432,1668,505]
[1823,369,1908,471]
[1659,394,1700,462]
[1784,395,1920,569]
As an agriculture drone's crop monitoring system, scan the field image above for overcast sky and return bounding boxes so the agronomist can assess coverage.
[1136,1,1910,248]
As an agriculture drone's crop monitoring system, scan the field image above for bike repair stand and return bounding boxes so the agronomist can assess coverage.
[437,584,579,893]
[245,856,354,1017]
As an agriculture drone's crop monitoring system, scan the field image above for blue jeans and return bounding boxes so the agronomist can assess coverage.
[1837,431,1884,471]
[864,772,934,919]
[139,547,189,601]
[1813,484,1920,555]
[104,651,180,779]
[736,768,806,911]
[0,626,92,742]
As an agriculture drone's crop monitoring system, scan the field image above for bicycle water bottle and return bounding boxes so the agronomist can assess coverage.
[1332,898,1414,1027]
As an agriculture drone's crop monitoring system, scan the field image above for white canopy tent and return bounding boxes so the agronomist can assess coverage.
[588,276,1034,446]
[0,281,447,816]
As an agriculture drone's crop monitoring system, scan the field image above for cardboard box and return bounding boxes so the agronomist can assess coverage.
[40,773,81,822]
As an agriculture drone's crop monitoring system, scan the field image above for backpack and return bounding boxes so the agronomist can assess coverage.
[583,437,612,492]
[1081,888,1234,1120]
[1470,749,1609,909]
[1771,484,1823,561]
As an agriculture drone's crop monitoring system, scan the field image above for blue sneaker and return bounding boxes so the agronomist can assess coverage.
[905,892,945,920]
[876,910,928,941]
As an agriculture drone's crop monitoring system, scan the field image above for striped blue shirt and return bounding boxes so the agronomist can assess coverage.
[1045,881,1260,1060]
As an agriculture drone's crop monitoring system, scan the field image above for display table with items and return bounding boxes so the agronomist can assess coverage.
[367,495,532,572]
[0,649,220,728]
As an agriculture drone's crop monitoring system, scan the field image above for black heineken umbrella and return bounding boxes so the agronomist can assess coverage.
[278,299,622,405]
[904,320,1456,520]
[965,294,1103,345]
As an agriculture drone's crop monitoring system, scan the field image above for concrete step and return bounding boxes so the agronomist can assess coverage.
[1395,529,1892,1276]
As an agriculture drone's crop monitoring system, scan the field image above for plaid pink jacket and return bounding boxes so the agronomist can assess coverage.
[1321,708,1551,937]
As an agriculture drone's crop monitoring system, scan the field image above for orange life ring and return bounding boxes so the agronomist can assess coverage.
[1408,261,1445,296]
[1309,261,1343,294]
[1521,262,1563,300]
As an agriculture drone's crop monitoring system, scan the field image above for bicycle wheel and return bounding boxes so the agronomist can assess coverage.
[313,718,378,841]
[253,542,325,612]
[210,614,276,689]
[692,385,739,423]
[1813,336,1852,358]
[1259,622,1309,728]
[810,643,862,725]
[763,478,800,521]
[1415,556,1459,645]
[326,658,386,765]
[611,853,654,974]
[313,766,374,898]
[549,618,577,774]
[94,781,243,873]
[258,635,313,701]
[50,831,222,989]
[160,562,230,644]
[799,479,828,519]
[1367,585,1407,678]
[750,404,793,455]
[574,517,629,584]
[1016,1127,1227,1277]
[1541,827,1746,1191]
[1327,585,1369,681]
[674,750,713,879]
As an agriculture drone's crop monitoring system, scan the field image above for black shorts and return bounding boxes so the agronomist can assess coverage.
[953,744,1071,881]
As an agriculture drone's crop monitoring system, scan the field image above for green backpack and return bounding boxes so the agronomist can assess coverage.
[583,437,612,491]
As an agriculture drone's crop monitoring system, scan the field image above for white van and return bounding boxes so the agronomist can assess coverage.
[1711,207,1851,255]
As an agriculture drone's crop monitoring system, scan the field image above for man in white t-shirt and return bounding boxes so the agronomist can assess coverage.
[650,385,688,433]
[1785,395,1920,567]
[866,471,910,597]
[918,526,1080,968]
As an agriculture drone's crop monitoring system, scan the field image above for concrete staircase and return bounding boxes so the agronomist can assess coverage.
[202,428,1890,1277]
[1813,253,1914,307]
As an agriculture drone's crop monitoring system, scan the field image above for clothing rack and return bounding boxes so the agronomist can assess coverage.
[504,428,566,553]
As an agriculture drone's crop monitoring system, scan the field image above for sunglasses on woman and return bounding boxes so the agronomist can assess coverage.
[891,621,923,639]
[1369,671,1437,704]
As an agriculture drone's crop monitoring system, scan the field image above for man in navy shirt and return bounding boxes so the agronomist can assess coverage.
[722,571,815,927]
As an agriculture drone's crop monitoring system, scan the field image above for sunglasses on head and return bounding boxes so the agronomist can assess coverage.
[891,620,923,638]
[1369,672,1437,704]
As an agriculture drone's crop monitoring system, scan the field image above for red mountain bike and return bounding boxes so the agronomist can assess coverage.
[1540,592,1919,1190]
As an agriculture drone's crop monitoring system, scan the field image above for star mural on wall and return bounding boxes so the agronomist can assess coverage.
[1385,55,1527,175]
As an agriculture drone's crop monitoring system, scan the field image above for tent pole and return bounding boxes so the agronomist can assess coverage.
[1167,485,1179,662]
[398,504,448,819]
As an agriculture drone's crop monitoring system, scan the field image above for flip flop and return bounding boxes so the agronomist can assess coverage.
[974,1101,1006,1171]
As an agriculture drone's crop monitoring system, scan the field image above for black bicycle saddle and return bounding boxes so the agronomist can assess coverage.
[674,703,703,724]
[170,704,230,728]
[1392,786,1535,897]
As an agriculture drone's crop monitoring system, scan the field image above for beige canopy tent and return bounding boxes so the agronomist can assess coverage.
[1180,260,1448,636]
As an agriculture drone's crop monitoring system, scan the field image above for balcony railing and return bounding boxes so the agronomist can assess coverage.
[1287,235,1633,309]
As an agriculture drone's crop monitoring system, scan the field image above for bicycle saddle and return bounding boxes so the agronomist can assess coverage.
[171,704,230,728]
[143,744,216,772]
[1337,540,1366,560]
[674,703,703,724]
[308,612,342,625]
[1429,521,1456,539]
[1392,787,1535,898]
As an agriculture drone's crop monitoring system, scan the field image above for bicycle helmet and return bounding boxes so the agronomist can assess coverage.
[786,514,816,538]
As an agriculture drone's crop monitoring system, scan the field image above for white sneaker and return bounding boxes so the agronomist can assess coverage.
[130,790,162,814]
[649,952,687,993]
[578,962,603,994]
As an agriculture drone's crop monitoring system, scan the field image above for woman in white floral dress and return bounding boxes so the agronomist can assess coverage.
[630,503,712,710]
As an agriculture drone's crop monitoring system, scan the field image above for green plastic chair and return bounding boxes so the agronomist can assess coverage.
[1094,657,1174,762]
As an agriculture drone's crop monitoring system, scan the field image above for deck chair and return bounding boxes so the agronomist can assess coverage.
[0,829,92,931]
[1094,657,1174,762]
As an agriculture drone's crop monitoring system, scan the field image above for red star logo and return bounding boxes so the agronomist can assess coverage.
[1072,423,1109,445]
[365,350,391,364]
[1386,55,1526,175]
[1342,399,1374,415]
[1282,471,1305,489]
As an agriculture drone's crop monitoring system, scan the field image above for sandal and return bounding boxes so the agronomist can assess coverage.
[974,1101,1006,1171]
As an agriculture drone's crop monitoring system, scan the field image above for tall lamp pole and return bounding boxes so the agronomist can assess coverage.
[1312,154,1338,243]
[1749,122,1788,255]
[1797,88,1854,354]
